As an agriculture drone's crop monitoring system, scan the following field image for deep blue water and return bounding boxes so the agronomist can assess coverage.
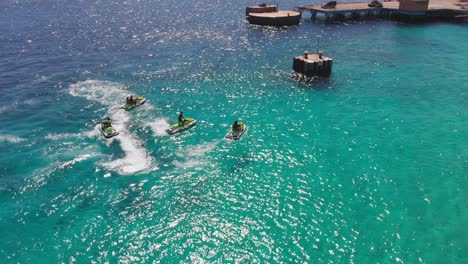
[0,0,467,263]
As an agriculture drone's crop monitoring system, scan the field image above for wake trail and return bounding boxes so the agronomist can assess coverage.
[69,80,156,175]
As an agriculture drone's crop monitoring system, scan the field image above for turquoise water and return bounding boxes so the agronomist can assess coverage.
[1,0,467,262]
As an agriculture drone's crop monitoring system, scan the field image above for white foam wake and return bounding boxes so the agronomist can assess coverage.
[0,134,25,143]
[145,118,171,136]
[45,133,81,140]
[173,140,220,169]
[0,98,38,114]
[184,140,220,158]
[102,108,155,175]
[68,80,127,106]
[58,153,96,169]
[102,131,154,175]
[68,80,156,175]
[0,105,9,114]
[45,129,101,141]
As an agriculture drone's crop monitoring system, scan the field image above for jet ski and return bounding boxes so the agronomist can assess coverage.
[121,96,146,110]
[225,122,247,140]
[99,118,119,138]
[166,118,197,135]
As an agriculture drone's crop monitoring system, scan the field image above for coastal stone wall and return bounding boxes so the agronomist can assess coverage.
[399,0,429,11]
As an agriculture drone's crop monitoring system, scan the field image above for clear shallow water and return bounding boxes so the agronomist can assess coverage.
[0,0,467,263]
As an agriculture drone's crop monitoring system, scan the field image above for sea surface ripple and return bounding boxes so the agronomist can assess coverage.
[0,0,467,263]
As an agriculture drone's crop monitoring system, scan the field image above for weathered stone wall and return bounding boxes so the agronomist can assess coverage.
[399,0,429,11]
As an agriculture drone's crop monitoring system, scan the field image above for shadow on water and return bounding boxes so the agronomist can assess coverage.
[289,72,337,90]
[247,23,302,32]
[229,155,253,174]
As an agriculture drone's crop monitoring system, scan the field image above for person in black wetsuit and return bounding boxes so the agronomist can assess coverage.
[232,120,241,132]
[178,111,185,126]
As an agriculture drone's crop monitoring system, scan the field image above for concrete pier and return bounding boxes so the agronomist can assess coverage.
[298,0,468,23]
[293,51,333,77]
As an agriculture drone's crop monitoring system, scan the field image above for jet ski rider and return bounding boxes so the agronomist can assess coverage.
[232,121,241,132]
[178,111,185,126]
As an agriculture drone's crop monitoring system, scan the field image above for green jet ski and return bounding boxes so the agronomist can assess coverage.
[100,118,119,138]
[121,96,146,110]
[225,122,247,140]
[166,118,197,135]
